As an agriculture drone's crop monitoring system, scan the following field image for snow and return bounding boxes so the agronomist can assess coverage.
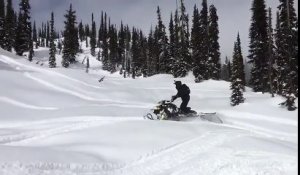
[0,47,298,175]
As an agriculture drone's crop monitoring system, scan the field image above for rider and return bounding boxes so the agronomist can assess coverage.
[171,81,191,113]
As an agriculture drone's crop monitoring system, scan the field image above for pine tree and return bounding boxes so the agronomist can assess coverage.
[208,5,221,80]
[108,24,118,73]
[15,0,32,56]
[28,24,34,61]
[102,13,110,71]
[227,58,232,80]
[267,8,275,97]
[221,56,231,81]
[169,13,176,60]
[85,24,90,37]
[4,0,15,51]
[248,0,269,92]
[276,0,298,111]
[231,34,245,106]
[118,21,126,72]
[90,13,96,56]
[123,25,131,77]
[193,0,209,82]
[40,23,45,47]
[98,11,104,47]
[0,0,5,48]
[235,33,246,91]
[57,39,62,54]
[78,21,84,42]
[62,4,79,67]
[49,12,56,68]
[274,12,283,94]
[191,5,202,80]
[172,1,190,78]
[147,27,157,76]
[46,21,49,47]
[140,31,148,77]
[32,21,37,47]
[156,6,170,73]
[131,28,139,78]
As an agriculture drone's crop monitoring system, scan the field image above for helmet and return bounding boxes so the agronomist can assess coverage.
[174,81,182,86]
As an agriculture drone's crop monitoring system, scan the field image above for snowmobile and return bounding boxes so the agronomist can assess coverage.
[144,100,220,123]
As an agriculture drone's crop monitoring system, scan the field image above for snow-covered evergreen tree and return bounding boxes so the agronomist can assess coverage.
[139,31,148,77]
[169,13,175,61]
[172,0,190,78]
[62,4,79,67]
[32,21,38,48]
[208,5,221,80]
[267,8,276,97]
[28,24,34,61]
[15,0,32,56]
[123,25,131,77]
[156,6,170,74]
[49,12,56,68]
[191,5,202,80]
[108,24,118,73]
[0,0,5,49]
[274,12,282,94]
[102,13,110,71]
[221,57,231,81]
[118,22,126,72]
[193,0,209,82]
[57,39,62,55]
[275,0,298,111]
[231,34,245,106]
[46,21,49,47]
[85,24,90,38]
[248,0,269,92]
[98,12,105,48]
[131,28,139,78]
[235,33,246,91]
[147,27,158,76]
[90,13,96,57]
[78,21,85,42]
[4,0,15,52]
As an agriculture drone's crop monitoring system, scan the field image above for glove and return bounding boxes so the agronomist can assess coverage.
[171,96,176,102]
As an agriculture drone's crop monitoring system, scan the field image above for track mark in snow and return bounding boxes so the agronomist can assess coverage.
[0,96,58,110]
[24,72,105,102]
[3,132,293,175]
[23,73,148,107]
[0,116,141,145]
[0,55,102,89]
[221,111,297,126]
[101,132,236,175]
[223,120,298,141]
[170,150,297,175]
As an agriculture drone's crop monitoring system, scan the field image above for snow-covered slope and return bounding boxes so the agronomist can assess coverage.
[0,48,298,175]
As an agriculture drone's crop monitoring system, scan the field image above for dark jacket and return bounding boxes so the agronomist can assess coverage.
[174,84,190,99]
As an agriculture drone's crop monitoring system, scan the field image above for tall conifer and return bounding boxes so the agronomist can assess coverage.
[231,34,246,106]
[62,4,79,67]
[248,0,269,92]
[49,12,56,68]
[15,0,32,56]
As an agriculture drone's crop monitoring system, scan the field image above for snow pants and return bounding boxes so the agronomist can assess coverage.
[180,95,190,113]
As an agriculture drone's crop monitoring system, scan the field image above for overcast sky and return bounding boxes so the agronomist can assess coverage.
[12,0,298,61]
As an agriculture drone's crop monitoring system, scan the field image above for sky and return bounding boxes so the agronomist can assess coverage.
[12,0,298,61]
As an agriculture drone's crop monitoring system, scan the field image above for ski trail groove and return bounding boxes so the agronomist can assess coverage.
[0,117,140,145]
[0,55,102,89]
[0,96,58,110]
[100,132,237,175]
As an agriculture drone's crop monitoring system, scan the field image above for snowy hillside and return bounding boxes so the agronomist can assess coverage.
[0,48,298,175]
